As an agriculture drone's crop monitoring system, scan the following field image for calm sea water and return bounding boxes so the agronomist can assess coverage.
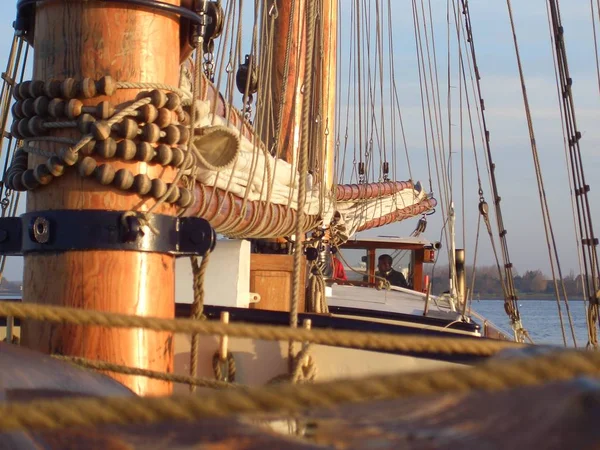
[473,299,590,347]
[0,294,590,347]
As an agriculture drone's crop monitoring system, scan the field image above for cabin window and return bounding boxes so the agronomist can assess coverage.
[335,247,417,289]
[335,249,367,282]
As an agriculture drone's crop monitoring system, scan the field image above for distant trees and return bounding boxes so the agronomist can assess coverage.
[425,265,589,298]
[0,278,20,292]
[516,270,547,293]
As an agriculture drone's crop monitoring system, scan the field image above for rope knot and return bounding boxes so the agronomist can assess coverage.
[291,348,317,383]
[212,351,236,382]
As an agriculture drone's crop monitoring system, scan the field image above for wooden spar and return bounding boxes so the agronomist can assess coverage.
[186,181,420,216]
[22,1,181,395]
[185,185,319,237]
[336,181,417,201]
[356,198,437,232]
[184,183,433,237]
[267,0,306,165]
[321,0,337,190]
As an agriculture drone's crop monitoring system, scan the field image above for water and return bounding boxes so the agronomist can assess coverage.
[473,299,590,347]
[0,293,591,347]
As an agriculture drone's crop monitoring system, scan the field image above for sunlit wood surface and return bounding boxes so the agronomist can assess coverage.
[22,0,181,395]
[2,349,598,450]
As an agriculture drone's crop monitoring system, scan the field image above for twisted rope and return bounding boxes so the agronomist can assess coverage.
[212,351,236,382]
[290,0,318,371]
[0,301,522,356]
[1,349,599,433]
[306,262,328,314]
[189,252,210,393]
[52,355,236,390]
[115,81,192,104]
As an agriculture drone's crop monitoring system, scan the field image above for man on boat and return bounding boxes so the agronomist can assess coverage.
[376,254,409,288]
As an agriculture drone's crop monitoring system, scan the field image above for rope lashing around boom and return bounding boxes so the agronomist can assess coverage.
[1,348,600,433]
[0,301,524,357]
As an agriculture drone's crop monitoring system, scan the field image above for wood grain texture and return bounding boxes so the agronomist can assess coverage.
[250,254,306,312]
[0,342,134,450]
[266,0,306,165]
[321,0,337,190]
[22,0,181,395]
[4,372,600,449]
[413,249,424,293]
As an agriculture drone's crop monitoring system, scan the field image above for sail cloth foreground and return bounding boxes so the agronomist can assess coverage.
[182,75,435,240]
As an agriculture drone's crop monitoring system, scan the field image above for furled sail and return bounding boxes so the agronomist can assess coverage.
[181,69,436,240]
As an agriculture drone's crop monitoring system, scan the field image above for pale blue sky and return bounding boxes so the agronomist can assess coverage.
[0,1,599,281]
[339,0,600,279]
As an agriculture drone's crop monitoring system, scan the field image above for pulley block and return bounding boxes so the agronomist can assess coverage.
[236,55,259,96]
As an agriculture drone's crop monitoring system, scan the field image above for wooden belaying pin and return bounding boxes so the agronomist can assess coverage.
[301,319,312,366]
[219,311,230,361]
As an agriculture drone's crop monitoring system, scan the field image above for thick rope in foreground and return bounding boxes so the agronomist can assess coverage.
[190,252,210,393]
[0,302,523,356]
[52,355,236,390]
[0,349,598,433]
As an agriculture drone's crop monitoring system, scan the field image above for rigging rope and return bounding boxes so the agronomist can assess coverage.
[591,0,600,96]
[189,252,210,392]
[53,355,236,390]
[289,0,318,372]
[412,0,450,254]
[0,301,524,356]
[505,0,578,347]
[546,0,600,349]
[2,348,600,433]
[543,0,579,348]
[460,0,528,342]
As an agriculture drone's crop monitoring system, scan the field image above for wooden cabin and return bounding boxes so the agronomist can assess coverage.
[335,236,440,292]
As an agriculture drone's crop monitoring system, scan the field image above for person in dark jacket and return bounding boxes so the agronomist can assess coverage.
[376,254,409,288]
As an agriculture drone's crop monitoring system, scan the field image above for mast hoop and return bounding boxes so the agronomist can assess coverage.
[15,0,206,33]
[0,210,216,256]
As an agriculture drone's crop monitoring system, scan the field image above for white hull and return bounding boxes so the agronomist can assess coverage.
[172,333,467,394]
[327,284,459,319]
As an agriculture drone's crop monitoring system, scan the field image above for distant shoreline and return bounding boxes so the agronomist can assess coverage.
[1,291,588,301]
[468,294,586,301]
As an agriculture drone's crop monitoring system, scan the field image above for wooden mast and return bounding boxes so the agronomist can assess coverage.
[249,0,308,313]
[321,0,337,191]
[268,0,306,166]
[22,1,181,395]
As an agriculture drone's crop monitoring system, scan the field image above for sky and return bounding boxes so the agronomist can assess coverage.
[0,1,599,281]
[334,0,600,279]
